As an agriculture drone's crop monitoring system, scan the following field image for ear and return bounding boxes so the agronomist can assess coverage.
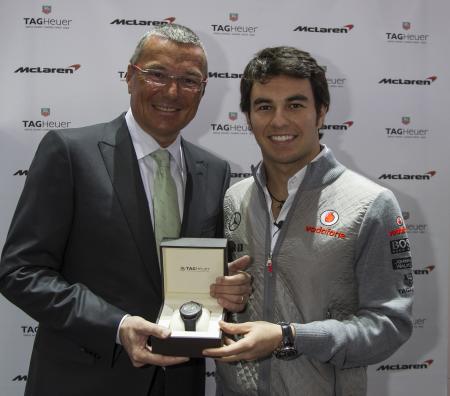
[316,105,327,129]
[201,81,207,98]
[245,112,253,132]
[126,64,134,94]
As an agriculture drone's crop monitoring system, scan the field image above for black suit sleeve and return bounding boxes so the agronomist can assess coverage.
[0,131,125,366]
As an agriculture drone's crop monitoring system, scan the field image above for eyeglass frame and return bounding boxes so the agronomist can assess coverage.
[131,64,207,93]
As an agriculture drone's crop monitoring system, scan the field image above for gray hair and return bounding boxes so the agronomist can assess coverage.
[129,23,208,73]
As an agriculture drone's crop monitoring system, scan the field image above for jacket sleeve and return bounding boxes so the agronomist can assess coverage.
[0,131,126,366]
[293,189,413,368]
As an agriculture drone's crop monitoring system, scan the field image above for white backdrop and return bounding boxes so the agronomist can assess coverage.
[0,1,449,395]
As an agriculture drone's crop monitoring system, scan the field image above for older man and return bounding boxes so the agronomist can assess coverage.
[0,24,251,396]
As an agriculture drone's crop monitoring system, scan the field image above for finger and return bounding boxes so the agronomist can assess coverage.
[219,320,251,334]
[203,338,250,358]
[216,294,247,311]
[228,255,251,274]
[145,346,190,366]
[223,336,237,346]
[218,293,248,305]
[211,282,252,296]
[123,316,171,339]
[214,272,251,286]
[148,323,172,339]
[217,298,246,312]
[215,354,247,363]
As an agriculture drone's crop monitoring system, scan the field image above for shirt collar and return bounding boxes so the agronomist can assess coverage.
[125,108,183,171]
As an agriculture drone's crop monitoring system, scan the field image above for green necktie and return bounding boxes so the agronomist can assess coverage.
[151,149,181,257]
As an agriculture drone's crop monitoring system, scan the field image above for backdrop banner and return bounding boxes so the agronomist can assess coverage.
[0,1,448,395]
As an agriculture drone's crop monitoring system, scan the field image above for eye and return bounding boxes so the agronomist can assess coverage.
[145,69,165,80]
[289,103,304,109]
[180,76,201,87]
[256,104,271,111]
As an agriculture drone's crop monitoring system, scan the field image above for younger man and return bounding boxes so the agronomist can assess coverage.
[205,47,413,396]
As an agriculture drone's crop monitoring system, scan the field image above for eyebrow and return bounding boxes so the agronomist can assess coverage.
[141,63,203,77]
[253,94,309,106]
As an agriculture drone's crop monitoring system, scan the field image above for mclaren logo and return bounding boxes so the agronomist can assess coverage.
[378,76,437,85]
[379,171,436,180]
[377,359,433,371]
[110,17,175,26]
[294,24,354,33]
[14,64,81,74]
[320,121,353,131]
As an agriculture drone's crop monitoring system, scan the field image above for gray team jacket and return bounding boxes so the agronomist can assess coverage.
[215,149,413,396]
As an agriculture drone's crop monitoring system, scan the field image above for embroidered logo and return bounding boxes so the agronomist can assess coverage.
[228,212,241,231]
[320,210,339,226]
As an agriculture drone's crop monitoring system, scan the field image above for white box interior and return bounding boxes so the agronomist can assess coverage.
[157,245,225,338]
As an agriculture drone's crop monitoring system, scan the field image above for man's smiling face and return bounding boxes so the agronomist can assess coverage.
[247,74,326,173]
[126,35,207,147]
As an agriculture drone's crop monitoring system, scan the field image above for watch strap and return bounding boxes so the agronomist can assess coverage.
[274,322,298,360]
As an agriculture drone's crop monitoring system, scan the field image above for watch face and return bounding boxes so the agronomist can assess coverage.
[275,346,298,361]
[180,301,202,319]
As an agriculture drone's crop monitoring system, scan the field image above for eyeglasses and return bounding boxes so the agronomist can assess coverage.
[132,64,207,93]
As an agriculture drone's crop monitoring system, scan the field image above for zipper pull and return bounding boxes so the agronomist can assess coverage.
[266,254,273,274]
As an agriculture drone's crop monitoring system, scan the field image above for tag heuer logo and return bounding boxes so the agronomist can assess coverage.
[42,5,52,14]
[402,116,410,125]
[229,112,238,121]
[402,21,411,30]
[41,108,50,117]
[229,13,238,22]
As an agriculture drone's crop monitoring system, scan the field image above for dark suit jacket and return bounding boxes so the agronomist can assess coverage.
[0,114,230,396]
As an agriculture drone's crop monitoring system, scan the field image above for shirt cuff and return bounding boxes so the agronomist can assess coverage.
[116,314,130,345]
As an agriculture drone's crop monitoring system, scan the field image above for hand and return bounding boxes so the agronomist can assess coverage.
[210,255,252,312]
[203,320,282,362]
[119,315,189,367]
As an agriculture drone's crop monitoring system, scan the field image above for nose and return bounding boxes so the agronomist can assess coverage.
[269,108,289,129]
[163,77,180,97]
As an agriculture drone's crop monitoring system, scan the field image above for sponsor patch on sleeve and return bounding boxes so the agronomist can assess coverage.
[390,238,410,254]
[392,257,412,270]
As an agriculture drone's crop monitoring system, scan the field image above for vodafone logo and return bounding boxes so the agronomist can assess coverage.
[320,210,339,226]
[396,216,404,226]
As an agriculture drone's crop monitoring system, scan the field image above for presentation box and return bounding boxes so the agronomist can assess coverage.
[152,238,228,357]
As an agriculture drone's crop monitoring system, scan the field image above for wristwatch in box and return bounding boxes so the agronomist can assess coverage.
[180,301,203,331]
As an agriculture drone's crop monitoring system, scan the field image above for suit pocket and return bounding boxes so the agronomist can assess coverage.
[35,328,97,366]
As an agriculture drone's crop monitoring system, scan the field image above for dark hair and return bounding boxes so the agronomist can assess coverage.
[240,46,329,117]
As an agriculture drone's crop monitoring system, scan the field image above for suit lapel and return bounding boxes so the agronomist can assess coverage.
[98,116,162,296]
[181,139,208,237]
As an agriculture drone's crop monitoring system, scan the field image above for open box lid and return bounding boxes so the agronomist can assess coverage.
[160,238,228,308]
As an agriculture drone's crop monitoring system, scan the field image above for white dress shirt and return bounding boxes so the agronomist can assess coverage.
[125,108,186,225]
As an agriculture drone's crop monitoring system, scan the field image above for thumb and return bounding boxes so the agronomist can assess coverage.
[133,318,171,339]
[228,255,251,274]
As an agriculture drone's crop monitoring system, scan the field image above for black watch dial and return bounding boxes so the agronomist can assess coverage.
[180,301,202,319]
[180,301,203,331]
